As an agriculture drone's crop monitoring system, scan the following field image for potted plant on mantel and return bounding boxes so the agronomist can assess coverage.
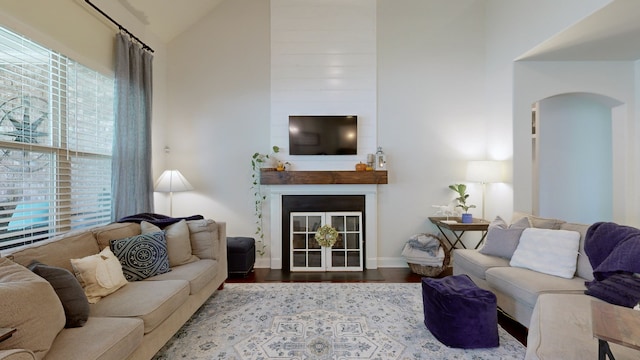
[449,184,476,223]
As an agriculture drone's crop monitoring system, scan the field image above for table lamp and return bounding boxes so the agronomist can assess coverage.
[154,170,193,216]
[466,161,504,220]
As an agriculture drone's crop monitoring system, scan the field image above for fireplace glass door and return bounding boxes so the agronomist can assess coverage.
[290,212,363,272]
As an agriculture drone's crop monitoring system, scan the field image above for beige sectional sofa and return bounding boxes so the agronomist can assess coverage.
[452,213,639,360]
[0,218,227,360]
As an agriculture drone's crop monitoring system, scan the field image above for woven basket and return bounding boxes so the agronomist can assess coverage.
[407,234,450,277]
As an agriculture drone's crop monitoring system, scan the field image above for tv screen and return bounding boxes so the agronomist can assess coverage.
[288,115,357,155]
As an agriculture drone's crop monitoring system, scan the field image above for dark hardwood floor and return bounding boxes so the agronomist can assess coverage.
[226,267,528,346]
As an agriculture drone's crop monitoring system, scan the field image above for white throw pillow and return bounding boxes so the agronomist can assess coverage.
[70,247,128,303]
[509,228,580,279]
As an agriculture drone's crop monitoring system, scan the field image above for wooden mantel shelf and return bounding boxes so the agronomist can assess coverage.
[260,169,388,185]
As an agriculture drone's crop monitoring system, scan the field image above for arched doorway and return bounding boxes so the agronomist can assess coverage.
[531,92,624,224]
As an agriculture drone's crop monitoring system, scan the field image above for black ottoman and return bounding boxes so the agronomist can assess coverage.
[421,274,499,349]
[227,237,255,277]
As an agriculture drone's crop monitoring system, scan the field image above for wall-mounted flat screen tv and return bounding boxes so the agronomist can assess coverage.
[289,115,357,155]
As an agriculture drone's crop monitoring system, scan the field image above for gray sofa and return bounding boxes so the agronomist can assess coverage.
[452,213,639,359]
[0,219,227,360]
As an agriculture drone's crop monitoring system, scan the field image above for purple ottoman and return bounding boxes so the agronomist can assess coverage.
[421,274,499,349]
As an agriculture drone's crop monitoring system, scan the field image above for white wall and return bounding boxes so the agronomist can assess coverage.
[0,0,116,75]
[5,0,635,266]
[165,0,271,233]
[270,0,377,169]
[377,0,488,261]
[513,61,637,226]
[537,94,614,224]
[483,0,612,221]
[164,0,628,267]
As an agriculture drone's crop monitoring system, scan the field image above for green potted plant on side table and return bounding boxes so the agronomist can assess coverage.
[449,183,476,223]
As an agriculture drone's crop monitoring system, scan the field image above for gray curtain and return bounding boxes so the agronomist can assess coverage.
[111,33,154,220]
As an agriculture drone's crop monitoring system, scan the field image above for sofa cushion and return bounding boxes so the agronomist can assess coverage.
[70,247,128,304]
[0,257,66,359]
[560,222,592,280]
[89,279,189,334]
[146,259,218,295]
[27,261,90,328]
[187,219,220,260]
[512,211,566,230]
[453,249,511,281]
[110,232,171,281]
[6,230,99,272]
[92,222,141,250]
[141,220,199,267]
[0,349,36,360]
[479,216,529,259]
[45,317,143,360]
[510,228,580,279]
[526,293,640,360]
[485,266,587,310]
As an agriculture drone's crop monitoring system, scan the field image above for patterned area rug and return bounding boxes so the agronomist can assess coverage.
[153,283,526,360]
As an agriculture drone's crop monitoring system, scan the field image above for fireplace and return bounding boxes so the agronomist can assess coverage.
[282,195,365,271]
[267,184,379,270]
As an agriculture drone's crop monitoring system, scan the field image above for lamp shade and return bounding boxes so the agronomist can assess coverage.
[154,170,194,193]
[466,161,504,183]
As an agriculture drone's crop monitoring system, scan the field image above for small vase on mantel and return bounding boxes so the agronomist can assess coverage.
[461,213,473,223]
[375,147,386,170]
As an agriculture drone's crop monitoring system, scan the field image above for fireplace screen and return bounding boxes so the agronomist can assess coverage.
[290,212,363,272]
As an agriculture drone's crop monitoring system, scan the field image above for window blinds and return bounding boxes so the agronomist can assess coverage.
[0,26,114,250]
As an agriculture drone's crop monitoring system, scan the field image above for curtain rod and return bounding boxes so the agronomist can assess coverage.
[84,0,154,53]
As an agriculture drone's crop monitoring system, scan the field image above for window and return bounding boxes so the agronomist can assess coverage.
[0,25,114,250]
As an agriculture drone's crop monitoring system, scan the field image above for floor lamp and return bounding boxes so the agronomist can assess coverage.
[466,161,504,220]
[154,170,194,216]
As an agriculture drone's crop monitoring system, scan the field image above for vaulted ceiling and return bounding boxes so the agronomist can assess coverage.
[117,0,640,61]
[119,0,224,42]
[518,0,640,61]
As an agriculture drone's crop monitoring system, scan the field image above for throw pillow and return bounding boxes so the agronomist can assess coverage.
[70,247,128,303]
[0,257,66,359]
[479,216,530,259]
[92,222,141,250]
[509,228,580,278]
[585,273,640,308]
[110,231,171,281]
[187,219,219,260]
[140,220,160,233]
[141,220,199,267]
[511,211,566,230]
[28,260,90,328]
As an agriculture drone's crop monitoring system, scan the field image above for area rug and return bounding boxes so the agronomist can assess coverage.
[153,283,526,360]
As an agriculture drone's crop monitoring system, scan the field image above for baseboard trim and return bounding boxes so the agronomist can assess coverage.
[369,257,409,268]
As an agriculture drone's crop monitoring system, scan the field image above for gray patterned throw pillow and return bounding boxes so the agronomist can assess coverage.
[110,231,170,281]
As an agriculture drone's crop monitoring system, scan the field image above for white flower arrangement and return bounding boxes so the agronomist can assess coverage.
[315,225,339,247]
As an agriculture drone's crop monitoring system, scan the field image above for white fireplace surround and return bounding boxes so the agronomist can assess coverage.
[268,184,379,270]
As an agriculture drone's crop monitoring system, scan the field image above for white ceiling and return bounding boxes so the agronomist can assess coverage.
[517,0,640,61]
[122,0,224,42]
[118,0,640,61]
